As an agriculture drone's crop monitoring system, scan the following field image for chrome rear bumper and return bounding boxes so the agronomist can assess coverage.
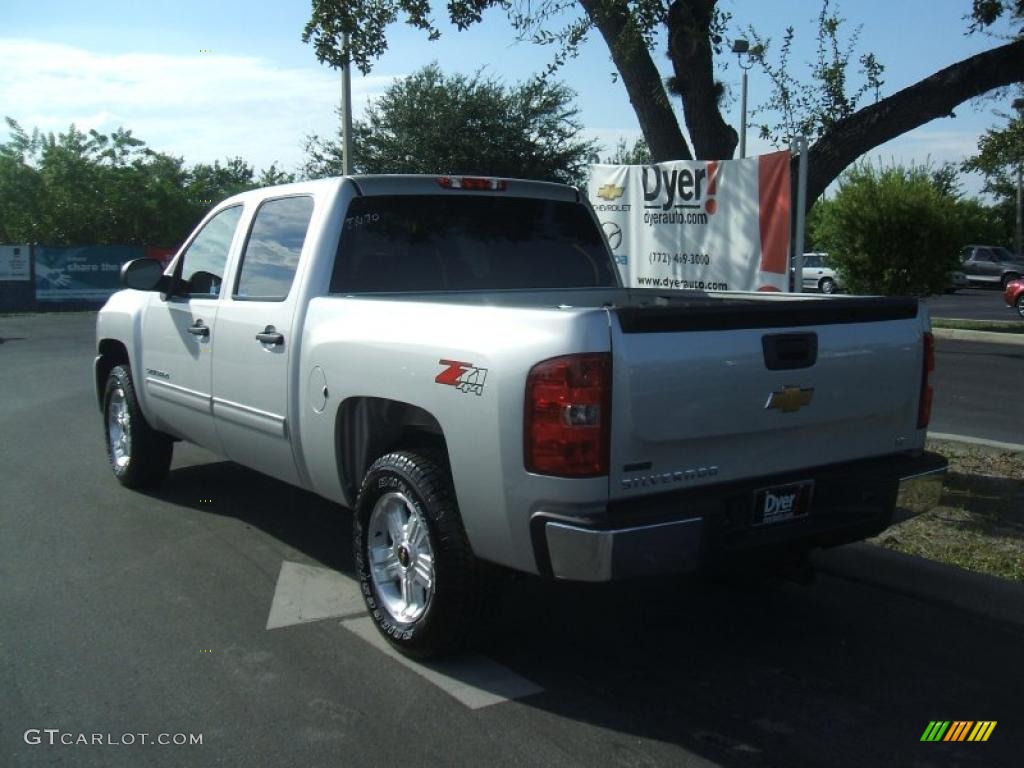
[541,452,947,582]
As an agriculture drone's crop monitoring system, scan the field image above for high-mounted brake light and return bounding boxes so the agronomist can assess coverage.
[917,332,935,429]
[437,176,508,191]
[525,353,611,477]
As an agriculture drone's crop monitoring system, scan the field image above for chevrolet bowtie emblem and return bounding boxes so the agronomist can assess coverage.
[766,385,814,413]
[596,183,625,201]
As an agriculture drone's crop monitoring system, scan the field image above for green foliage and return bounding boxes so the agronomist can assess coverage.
[968,0,1024,34]
[0,118,290,247]
[961,106,1023,248]
[302,63,598,185]
[603,137,652,165]
[809,162,964,295]
[963,112,1024,200]
[748,0,885,146]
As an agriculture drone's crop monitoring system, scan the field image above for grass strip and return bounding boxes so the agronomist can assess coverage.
[869,441,1024,582]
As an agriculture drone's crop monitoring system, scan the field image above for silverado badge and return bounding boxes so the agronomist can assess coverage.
[765,385,814,413]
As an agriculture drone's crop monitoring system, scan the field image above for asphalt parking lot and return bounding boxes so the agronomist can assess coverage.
[925,286,1020,321]
[2,312,1022,767]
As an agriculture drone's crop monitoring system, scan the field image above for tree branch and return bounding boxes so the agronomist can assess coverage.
[805,38,1024,208]
[580,0,692,161]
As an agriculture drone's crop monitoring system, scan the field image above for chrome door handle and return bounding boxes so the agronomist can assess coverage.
[188,321,209,337]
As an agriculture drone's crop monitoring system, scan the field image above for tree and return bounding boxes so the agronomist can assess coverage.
[301,63,598,184]
[304,0,1024,210]
[0,118,288,247]
[810,162,963,295]
[747,1,884,147]
[962,107,1024,244]
[603,137,652,164]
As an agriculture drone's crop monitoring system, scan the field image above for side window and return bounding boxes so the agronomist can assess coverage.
[234,196,315,301]
[177,205,243,298]
[977,248,994,262]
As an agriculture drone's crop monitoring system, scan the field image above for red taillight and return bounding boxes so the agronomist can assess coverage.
[525,353,611,477]
[917,332,935,429]
[437,176,508,191]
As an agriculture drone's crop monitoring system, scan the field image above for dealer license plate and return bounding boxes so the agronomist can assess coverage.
[752,480,814,526]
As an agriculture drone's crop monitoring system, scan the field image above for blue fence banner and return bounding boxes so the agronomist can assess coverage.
[35,246,144,302]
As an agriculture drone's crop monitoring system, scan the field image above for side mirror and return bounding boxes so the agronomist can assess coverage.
[121,258,166,291]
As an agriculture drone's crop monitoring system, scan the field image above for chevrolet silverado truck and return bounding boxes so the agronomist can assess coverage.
[95,175,947,657]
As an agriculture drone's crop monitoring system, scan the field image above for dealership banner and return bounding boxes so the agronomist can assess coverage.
[35,245,144,302]
[588,150,791,292]
[0,245,31,281]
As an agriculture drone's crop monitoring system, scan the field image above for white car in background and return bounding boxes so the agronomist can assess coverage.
[801,253,843,294]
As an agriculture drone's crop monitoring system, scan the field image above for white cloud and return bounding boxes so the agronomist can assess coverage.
[0,38,397,172]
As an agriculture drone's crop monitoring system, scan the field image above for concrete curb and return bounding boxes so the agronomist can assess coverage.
[932,327,1024,345]
[928,432,1024,454]
[814,431,1024,629]
[813,543,1024,630]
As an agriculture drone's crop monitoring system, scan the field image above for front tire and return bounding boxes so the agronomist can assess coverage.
[103,364,172,489]
[819,277,836,294]
[1016,294,1024,319]
[354,451,486,659]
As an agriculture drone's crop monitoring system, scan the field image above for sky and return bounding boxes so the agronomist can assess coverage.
[0,0,1018,197]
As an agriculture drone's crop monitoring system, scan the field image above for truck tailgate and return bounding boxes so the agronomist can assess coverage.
[607,296,925,499]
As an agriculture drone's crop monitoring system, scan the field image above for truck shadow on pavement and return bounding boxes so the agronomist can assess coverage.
[152,458,355,574]
[152,457,1024,768]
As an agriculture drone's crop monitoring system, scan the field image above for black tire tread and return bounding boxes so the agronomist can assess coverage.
[354,450,490,659]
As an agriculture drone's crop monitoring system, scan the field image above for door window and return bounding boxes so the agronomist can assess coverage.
[234,196,314,301]
[176,205,243,298]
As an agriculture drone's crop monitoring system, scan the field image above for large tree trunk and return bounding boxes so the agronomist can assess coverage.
[665,0,737,160]
[804,39,1024,210]
[580,0,693,161]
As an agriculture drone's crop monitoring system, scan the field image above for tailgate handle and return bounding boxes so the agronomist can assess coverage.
[762,333,817,370]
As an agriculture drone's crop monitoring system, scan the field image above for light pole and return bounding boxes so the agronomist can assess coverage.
[340,32,354,176]
[1014,98,1024,258]
[732,39,754,159]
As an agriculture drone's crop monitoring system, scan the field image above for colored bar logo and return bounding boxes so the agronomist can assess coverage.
[920,721,996,742]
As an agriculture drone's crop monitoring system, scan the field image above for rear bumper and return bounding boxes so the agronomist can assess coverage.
[535,450,947,582]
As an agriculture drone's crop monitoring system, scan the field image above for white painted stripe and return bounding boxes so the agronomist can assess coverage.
[341,616,544,709]
[266,561,366,629]
[267,560,544,708]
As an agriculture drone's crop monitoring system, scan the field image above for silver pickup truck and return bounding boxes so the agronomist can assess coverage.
[95,175,946,657]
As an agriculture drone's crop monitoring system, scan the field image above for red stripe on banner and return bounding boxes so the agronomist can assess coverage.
[758,152,791,275]
[145,246,177,267]
[706,161,719,196]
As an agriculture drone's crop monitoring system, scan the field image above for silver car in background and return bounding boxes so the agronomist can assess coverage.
[802,252,843,294]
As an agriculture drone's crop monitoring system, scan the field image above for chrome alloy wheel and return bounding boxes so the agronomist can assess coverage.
[107,386,132,469]
[367,492,436,623]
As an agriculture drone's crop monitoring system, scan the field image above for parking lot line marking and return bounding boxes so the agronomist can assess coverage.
[341,616,544,709]
[266,561,367,630]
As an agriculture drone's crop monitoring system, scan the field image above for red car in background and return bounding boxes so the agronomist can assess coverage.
[1004,278,1024,318]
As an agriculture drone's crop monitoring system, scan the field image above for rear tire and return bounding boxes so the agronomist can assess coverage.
[1016,294,1024,319]
[819,277,836,294]
[103,364,173,489]
[354,451,488,659]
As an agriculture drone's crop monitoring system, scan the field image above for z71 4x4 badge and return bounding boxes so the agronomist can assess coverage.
[435,359,488,396]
